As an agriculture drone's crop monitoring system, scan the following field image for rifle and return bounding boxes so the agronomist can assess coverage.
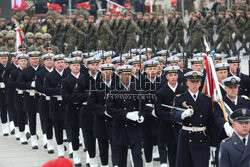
[121,20,131,54]
[53,23,61,46]
[62,24,69,54]
[155,19,161,52]
[96,21,103,51]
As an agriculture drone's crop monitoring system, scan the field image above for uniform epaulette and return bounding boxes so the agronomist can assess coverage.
[222,138,230,143]
[242,95,250,100]
[176,94,181,97]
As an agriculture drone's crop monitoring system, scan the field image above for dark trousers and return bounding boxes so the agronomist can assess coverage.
[82,129,96,158]
[53,119,64,145]
[0,105,8,124]
[17,108,26,132]
[39,98,53,140]
[7,91,15,122]
[98,139,118,166]
[159,143,177,167]
[46,118,53,140]
[144,135,165,163]
[117,143,143,167]
[28,112,37,135]
[71,126,80,151]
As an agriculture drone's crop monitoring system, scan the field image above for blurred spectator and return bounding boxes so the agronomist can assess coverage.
[134,0,146,13]
[211,0,221,17]
[202,3,209,17]
[89,0,98,19]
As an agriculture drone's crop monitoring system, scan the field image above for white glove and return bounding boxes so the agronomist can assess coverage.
[210,146,216,153]
[31,81,36,88]
[0,82,5,88]
[181,109,193,120]
[151,109,157,118]
[126,111,139,121]
[104,110,112,118]
[137,116,144,123]
[223,122,234,137]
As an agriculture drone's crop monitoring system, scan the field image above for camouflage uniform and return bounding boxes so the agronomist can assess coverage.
[25,32,35,48]
[154,18,170,51]
[36,33,61,55]
[123,18,141,53]
[0,33,16,52]
[187,18,208,53]
[116,17,126,52]
[170,14,188,52]
[97,20,116,51]
[0,32,4,48]
[27,33,43,52]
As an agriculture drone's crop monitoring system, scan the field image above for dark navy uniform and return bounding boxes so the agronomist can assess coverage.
[141,71,163,164]
[16,64,44,137]
[3,61,18,128]
[172,71,214,167]
[36,67,54,142]
[0,63,8,129]
[228,72,250,97]
[61,72,83,151]
[88,77,118,166]
[43,68,70,146]
[106,65,146,167]
[155,82,185,167]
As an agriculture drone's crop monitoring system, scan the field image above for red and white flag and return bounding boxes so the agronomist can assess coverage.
[107,0,122,16]
[15,27,23,51]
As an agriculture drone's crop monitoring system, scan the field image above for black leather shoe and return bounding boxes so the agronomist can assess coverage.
[153,157,160,161]
[10,129,15,135]
[3,133,9,136]
[48,150,54,154]
[64,145,67,151]
[43,144,47,149]
[85,163,90,167]
[32,146,38,150]
[16,137,20,141]
[74,163,82,167]
[21,141,28,145]
[26,132,31,140]
[69,153,73,158]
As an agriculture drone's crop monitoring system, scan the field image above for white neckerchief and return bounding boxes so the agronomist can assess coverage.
[56,68,64,76]
[188,89,199,101]
[31,65,39,71]
[13,62,19,68]
[157,71,162,77]
[89,71,98,80]
[227,95,238,105]
[168,82,178,92]
[104,79,112,88]
[147,75,156,84]
[236,132,249,146]
[71,72,80,79]
[219,82,225,89]
[132,73,139,79]
[45,66,54,73]
[121,82,130,90]
[179,69,183,73]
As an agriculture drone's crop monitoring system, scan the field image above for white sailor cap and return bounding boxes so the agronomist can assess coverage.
[69,50,83,58]
[52,54,65,61]
[173,53,186,59]
[214,53,223,60]
[104,51,115,57]
[139,48,152,54]
[152,56,164,63]
[184,71,203,81]
[27,51,41,57]
[156,50,168,56]
[82,52,93,59]
[86,56,100,64]
[130,48,139,54]
[222,76,241,87]
[117,65,133,73]
[41,53,55,60]
[167,56,179,64]
[99,63,115,71]
[10,52,21,57]
[227,57,240,64]
[190,57,204,64]
[127,58,140,65]
[215,63,229,71]
[64,57,71,63]
[163,66,180,74]
[17,53,29,60]
[144,60,159,68]
[134,55,147,61]
[69,57,82,64]
[193,53,206,58]
[111,56,126,64]
[122,53,132,59]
